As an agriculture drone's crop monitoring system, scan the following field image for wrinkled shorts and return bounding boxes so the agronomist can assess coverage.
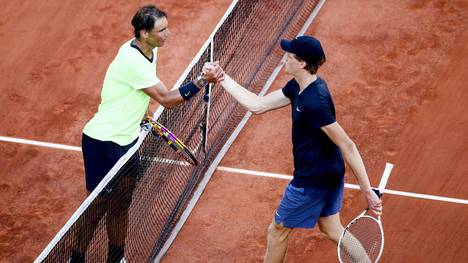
[274,181,344,228]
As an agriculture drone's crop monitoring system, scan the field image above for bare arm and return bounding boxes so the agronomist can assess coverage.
[321,122,382,215]
[220,74,290,114]
[142,81,184,109]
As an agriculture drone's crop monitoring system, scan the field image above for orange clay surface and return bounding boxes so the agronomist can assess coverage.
[1,0,467,262]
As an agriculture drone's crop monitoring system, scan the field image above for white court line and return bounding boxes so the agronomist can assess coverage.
[217,166,468,205]
[0,136,190,167]
[3,135,467,205]
[0,136,81,151]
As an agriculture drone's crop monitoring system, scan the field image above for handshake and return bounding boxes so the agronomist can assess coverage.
[183,61,227,101]
[200,61,225,85]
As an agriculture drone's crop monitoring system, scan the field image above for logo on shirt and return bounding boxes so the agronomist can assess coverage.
[184,91,191,96]
[296,107,301,112]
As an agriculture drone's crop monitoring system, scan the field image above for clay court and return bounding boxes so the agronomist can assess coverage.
[0,0,467,262]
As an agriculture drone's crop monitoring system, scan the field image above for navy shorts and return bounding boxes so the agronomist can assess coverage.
[81,133,139,193]
[274,181,344,229]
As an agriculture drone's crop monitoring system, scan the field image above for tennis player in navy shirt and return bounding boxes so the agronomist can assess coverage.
[210,35,382,263]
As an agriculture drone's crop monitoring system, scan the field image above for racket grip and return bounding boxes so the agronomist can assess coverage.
[372,188,382,198]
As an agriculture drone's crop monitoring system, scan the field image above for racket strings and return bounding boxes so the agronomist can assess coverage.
[339,217,383,263]
[147,117,198,165]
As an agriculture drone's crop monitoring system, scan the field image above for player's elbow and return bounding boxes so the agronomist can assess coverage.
[158,96,177,109]
[161,100,177,109]
[162,103,176,109]
[341,141,357,156]
[248,99,268,114]
[249,105,267,115]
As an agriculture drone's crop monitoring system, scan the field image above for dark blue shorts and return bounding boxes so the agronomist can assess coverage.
[81,133,139,193]
[274,181,344,229]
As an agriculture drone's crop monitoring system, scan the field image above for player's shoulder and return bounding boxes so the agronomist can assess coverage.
[315,77,331,96]
[117,39,139,58]
[306,77,330,96]
[285,78,299,88]
[303,78,332,108]
[114,39,154,68]
[282,78,299,97]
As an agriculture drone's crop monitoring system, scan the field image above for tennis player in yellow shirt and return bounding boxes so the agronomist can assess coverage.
[70,5,222,262]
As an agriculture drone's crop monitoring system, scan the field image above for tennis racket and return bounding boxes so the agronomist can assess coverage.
[338,163,394,263]
[200,58,215,155]
[145,114,198,166]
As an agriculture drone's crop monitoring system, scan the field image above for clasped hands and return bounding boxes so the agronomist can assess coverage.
[201,61,225,84]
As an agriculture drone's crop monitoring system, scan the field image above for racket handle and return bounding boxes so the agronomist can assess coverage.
[372,188,382,198]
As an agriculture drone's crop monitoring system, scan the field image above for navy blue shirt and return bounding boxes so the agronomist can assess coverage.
[282,77,345,189]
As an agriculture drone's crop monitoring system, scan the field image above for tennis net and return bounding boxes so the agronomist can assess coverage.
[35,0,325,262]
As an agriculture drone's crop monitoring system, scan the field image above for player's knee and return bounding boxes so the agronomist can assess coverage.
[319,224,342,243]
[318,215,344,243]
[267,221,291,243]
[319,227,332,240]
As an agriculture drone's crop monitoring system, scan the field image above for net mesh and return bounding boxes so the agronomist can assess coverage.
[339,216,383,263]
[37,0,323,262]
